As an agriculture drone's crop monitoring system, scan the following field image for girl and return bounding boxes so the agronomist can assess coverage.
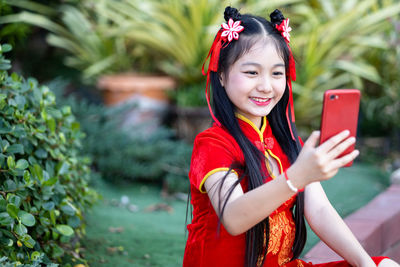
[183,6,398,267]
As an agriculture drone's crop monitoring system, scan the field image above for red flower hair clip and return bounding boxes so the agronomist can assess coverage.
[221,18,244,42]
[276,18,292,43]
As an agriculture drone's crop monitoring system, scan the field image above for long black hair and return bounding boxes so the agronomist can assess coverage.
[210,7,307,267]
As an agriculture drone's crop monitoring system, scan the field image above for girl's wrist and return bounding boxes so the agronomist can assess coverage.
[285,167,306,192]
[283,167,305,193]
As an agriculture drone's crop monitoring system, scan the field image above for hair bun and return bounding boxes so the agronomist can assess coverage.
[224,6,241,21]
[270,9,285,26]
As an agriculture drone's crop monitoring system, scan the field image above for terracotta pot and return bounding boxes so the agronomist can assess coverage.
[97,73,176,131]
[97,73,176,106]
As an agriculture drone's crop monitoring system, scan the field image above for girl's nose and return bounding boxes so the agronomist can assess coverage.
[256,76,272,92]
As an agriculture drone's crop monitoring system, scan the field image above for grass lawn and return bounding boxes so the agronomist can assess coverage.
[80,162,390,266]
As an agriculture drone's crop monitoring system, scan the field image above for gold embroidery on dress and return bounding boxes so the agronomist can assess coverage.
[267,211,296,266]
[296,259,304,267]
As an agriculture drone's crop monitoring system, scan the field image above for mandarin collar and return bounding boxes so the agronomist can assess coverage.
[236,114,267,138]
[235,114,276,151]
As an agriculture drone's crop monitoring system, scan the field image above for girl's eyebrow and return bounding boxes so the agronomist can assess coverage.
[241,62,285,67]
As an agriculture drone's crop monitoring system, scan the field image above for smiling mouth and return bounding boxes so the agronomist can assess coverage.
[250,97,272,105]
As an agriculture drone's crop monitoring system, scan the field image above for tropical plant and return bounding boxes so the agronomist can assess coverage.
[0,2,36,47]
[0,44,98,264]
[360,16,400,136]
[286,0,400,130]
[99,0,239,85]
[0,0,134,82]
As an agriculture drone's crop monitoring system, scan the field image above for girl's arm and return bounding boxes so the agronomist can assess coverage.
[304,182,375,267]
[205,166,297,235]
[204,130,359,236]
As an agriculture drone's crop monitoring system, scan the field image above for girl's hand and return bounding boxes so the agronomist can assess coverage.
[288,130,359,188]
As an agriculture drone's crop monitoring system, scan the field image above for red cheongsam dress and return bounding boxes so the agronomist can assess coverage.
[183,114,388,267]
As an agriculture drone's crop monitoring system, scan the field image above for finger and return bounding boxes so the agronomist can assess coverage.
[303,131,320,148]
[330,149,360,170]
[318,130,350,153]
[327,136,356,160]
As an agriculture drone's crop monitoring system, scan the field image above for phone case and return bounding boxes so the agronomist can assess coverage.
[320,89,361,167]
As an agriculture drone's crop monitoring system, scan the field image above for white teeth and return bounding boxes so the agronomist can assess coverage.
[251,97,269,102]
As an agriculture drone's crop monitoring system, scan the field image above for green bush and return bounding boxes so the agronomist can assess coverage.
[0,254,56,267]
[0,44,98,265]
[47,79,191,192]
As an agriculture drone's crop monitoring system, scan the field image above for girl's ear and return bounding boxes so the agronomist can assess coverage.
[219,72,225,87]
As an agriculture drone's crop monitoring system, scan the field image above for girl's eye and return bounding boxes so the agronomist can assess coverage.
[273,71,284,76]
[244,71,258,75]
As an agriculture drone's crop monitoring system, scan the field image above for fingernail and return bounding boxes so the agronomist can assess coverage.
[344,130,350,135]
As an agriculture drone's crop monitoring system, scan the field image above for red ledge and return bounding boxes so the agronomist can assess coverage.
[303,184,400,264]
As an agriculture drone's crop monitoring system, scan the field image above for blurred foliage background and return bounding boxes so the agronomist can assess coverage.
[1,0,399,265]
[1,0,399,135]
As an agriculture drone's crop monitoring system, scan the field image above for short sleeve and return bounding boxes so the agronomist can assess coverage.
[189,128,241,193]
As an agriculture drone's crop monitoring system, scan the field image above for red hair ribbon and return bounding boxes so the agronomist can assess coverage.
[276,18,297,141]
[202,19,245,127]
[202,30,223,127]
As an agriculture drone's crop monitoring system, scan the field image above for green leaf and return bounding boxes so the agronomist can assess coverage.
[34,148,48,158]
[49,210,56,226]
[23,170,31,183]
[21,234,35,248]
[43,177,58,187]
[16,159,29,170]
[0,212,13,226]
[11,72,19,81]
[1,238,13,247]
[6,203,19,219]
[61,106,71,116]
[52,229,59,240]
[30,164,43,181]
[56,161,70,175]
[0,125,11,134]
[8,194,21,208]
[56,224,74,236]
[46,118,56,133]
[0,94,7,102]
[40,216,51,226]
[7,156,15,169]
[15,95,26,109]
[0,62,11,70]
[60,203,75,216]
[67,216,81,228]
[71,122,80,131]
[6,144,24,154]
[1,44,12,53]
[31,251,41,261]
[51,243,64,258]
[15,223,28,236]
[334,60,381,84]
[18,211,35,227]
[0,197,6,211]
[43,202,55,211]
[4,179,16,191]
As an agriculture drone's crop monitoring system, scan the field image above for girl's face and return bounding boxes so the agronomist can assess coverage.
[220,40,286,128]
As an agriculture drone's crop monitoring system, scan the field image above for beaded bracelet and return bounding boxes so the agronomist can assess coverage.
[284,171,303,193]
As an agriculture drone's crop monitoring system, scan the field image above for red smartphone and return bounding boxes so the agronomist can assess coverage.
[320,89,361,167]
